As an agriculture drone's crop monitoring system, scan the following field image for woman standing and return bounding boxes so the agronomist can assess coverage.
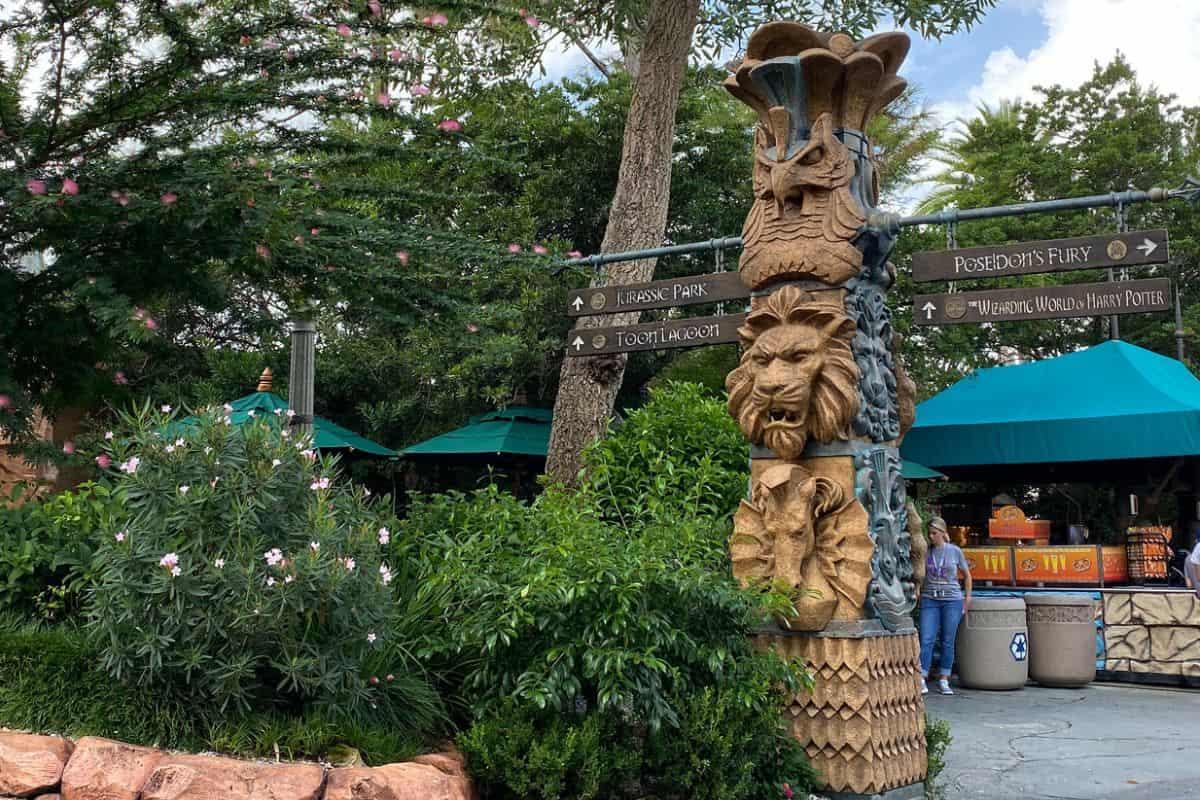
[919,517,972,695]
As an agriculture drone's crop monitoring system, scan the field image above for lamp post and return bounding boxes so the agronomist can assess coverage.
[288,319,316,436]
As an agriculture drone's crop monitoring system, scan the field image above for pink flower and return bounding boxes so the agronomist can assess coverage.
[271,458,281,467]
[507,243,522,253]
[567,250,582,258]
[379,563,393,585]
[266,577,276,587]
[436,118,462,132]
[264,548,284,566]
[256,243,271,260]
[179,485,189,494]
[387,49,408,61]
[310,477,331,490]
[115,530,126,543]
[113,371,129,386]
[239,34,252,46]
[396,250,409,265]
[119,456,140,474]
[171,566,182,577]
[214,558,225,569]
[26,179,47,195]
[366,632,377,643]
[336,23,352,37]
[293,234,305,244]
[247,409,256,418]
[95,454,111,469]
[161,404,172,413]
[466,323,479,333]
[377,527,390,545]
[62,440,75,455]
[104,431,114,440]
[782,783,793,799]
[0,394,10,410]
[160,552,179,569]
[368,0,382,17]
[376,92,391,107]
[284,575,294,584]
[429,12,448,25]
[143,317,157,330]
[533,244,548,255]
[286,409,296,418]
[342,557,357,572]
[524,15,540,27]
[160,191,178,205]
[310,227,321,236]
[62,177,79,196]
[410,83,430,97]
[110,190,130,206]
[310,541,320,552]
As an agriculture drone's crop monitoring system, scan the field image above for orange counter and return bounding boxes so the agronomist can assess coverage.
[962,545,1130,587]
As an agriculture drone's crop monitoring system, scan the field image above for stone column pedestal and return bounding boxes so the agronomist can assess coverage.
[757,623,926,799]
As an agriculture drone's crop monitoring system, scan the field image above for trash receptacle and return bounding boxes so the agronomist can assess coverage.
[955,596,1028,690]
[1025,594,1097,688]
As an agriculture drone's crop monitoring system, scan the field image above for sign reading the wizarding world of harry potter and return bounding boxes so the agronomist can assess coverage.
[913,278,1171,326]
[565,313,746,356]
[911,230,1169,283]
[566,272,749,317]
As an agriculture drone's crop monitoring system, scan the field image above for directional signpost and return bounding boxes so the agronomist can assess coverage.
[914,278,1171,326]
[912,230,1169,283]
[566,313,746,357]
[566,272,749,317]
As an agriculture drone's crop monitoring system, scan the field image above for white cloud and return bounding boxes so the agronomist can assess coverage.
[934,0,1200,127]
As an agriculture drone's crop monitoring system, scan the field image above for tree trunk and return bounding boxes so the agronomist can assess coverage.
[545,0,701,485]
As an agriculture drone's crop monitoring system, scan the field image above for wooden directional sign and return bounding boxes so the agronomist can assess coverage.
[567,272,749,317]
[912,229,1169,283]
[565,313,747,356]
[913,278,1171,326]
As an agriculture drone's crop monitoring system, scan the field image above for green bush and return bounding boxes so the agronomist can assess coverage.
[85,401,447,736]
[582,381,748,524]
[925,715,953,800]
[406,480,813,799]
[0,615,424,763]
[0,484,115,619]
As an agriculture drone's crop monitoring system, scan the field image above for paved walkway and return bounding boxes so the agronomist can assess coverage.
[926,682,1200,799]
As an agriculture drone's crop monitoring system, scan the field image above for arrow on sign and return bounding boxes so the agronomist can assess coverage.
[922,301,936,320]
[571,296,584,311]
[1136,238,1158,257]
[571,336,584,352]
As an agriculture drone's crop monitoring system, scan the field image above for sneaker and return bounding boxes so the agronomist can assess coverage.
[937,678,954,695]
[920,681,929,695]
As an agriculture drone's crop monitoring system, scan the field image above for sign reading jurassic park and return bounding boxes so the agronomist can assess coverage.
[566,272,749,317]
[911,230,1169,283]
[564,313,747,356]
[913,278,1171,326]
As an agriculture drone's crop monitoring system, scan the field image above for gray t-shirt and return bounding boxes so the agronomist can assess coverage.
[922,543,969,599]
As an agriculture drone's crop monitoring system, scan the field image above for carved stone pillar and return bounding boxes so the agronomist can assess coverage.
[723,23,925,798]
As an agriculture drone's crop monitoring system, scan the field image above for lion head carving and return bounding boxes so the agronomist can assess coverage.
[726,285,860,460]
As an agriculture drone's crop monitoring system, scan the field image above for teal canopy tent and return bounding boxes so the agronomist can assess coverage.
[901,341,1200,470]
[401,407,551,458]
[174,390,396,458]
[901,460,947,481]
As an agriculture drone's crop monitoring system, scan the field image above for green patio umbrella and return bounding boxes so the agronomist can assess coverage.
[901,460,947,482]
[401,407,551,458]
[172,371,396,458]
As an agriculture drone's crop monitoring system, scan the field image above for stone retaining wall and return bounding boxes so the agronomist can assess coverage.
[0,732,475,800]
[1102,590,1200,680]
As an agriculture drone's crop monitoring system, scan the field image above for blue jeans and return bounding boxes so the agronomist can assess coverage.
[919,597,964,677]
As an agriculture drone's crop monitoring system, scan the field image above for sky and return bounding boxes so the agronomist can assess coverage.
[541,0,1200,136]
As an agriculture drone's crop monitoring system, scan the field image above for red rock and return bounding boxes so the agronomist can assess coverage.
[140,755,323,800]
[61,737,163,800]
[324,763,474,800]
[0,732,73,797]
[409,750,467,781]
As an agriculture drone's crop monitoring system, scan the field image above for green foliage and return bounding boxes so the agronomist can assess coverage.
[0,615,424,763]
[582,382,748,524]
[898,57,1200,394]
[925,715,953,800]
[458,672,817,800]
[85,401,446,738]
[0,484,115,619]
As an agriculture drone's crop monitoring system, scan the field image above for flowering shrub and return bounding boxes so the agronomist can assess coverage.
[86,402,436,729]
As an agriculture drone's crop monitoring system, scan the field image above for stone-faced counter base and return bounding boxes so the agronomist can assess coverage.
[0,732,475,800]
[756,623,927,797]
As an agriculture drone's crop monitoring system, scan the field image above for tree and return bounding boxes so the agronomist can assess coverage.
[542,0,1000,485]
[896,57,1200,395]
[0,0,551,443]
